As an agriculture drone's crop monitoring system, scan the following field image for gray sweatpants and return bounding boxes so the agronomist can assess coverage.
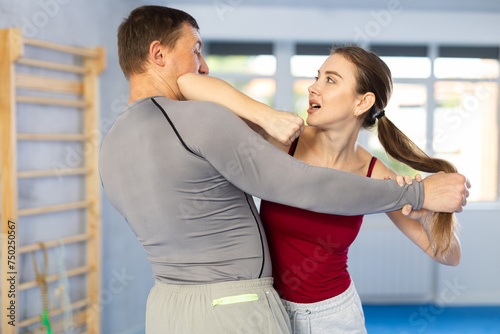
[146,277,291,334]
[282,282,366,334]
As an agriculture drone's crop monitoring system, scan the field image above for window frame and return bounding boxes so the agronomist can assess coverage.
[205,41,500,205]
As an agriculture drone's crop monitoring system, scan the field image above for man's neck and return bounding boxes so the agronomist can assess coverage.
[128,72,180,104]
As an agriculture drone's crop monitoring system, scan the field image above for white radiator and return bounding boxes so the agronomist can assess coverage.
[348,213,435,304]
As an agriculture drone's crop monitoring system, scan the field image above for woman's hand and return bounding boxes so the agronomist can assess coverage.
[385,173,431,219]
[258,110,304,146]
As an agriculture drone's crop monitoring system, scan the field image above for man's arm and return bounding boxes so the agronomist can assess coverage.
[164,98,468,215]
[178,73,304,146]
[177,74,468,212]
[177,76,470,214]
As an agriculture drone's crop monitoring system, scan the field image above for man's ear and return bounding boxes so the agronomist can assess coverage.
[149,40,166,66]
[355,92,376,117]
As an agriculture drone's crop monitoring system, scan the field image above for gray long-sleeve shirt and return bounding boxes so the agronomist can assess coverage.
[99,96,424,284]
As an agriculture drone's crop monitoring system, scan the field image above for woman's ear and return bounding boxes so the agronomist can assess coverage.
[355,92,376,117]
[149,40,166,66]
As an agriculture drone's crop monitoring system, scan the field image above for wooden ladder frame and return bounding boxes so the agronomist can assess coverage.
[0,28,105,334]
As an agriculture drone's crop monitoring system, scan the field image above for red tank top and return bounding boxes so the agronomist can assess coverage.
[260,138,377,303]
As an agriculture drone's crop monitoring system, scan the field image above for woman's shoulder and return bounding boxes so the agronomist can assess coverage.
[356,144,397,180]
[371,158,398,180]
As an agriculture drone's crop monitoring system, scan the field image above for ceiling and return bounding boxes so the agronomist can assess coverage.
[166,0,500,13]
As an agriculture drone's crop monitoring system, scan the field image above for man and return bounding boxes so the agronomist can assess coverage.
[99,6,470,334]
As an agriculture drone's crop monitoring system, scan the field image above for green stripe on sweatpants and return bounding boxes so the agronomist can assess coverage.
[146,277,291,334]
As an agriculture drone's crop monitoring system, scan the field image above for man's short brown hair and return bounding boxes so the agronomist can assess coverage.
[117,6,199,79]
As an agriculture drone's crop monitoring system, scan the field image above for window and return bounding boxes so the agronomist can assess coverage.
[362,45,432,177]
[371,45,431,79]
[436,46,500,79]
[292,77,315,121]
[433,46,499,201]
[205,42,499,202]
[367,83,428,177]
[367,45,499,201]
[205,42,276,105]
[291,43,332,120]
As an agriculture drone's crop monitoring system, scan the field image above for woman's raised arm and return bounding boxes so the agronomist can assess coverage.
[178,73,304,146]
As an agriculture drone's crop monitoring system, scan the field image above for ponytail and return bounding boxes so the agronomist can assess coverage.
[377,114,458,258]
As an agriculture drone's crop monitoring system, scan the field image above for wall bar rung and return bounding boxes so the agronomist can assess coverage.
[23,37,100,58]
[17,133,86,141]
[18,167,89,179]
[19,298,89,328]
[16,95,87,108]
[19,265,91,291]
[16,57,86,74]
[19,233,90,254]
[18,201,88,217]
[16,74,83,95]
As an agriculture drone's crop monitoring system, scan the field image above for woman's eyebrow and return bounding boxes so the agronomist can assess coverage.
[324,70,343,79]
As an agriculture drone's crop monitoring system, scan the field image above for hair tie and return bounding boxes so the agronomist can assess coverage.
[376,110,385,120]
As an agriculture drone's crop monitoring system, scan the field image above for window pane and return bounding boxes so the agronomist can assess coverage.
[206,55,276,76]
[225,78,276,107]
[292,55,431,79]
[381,57,431,79]
[434,81,498,201]
[367,84,427,177]
[291,55,328,77]
[434,58,499,79]
[293,78,315,121]
[291,55,327,122]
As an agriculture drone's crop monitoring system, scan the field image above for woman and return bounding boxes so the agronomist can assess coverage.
[178,46,461,333]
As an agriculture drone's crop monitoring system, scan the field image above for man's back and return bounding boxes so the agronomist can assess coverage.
[99,97,271,284]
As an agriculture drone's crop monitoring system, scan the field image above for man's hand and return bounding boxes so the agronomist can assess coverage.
[261,110,305,146]
[422,172,471,213]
